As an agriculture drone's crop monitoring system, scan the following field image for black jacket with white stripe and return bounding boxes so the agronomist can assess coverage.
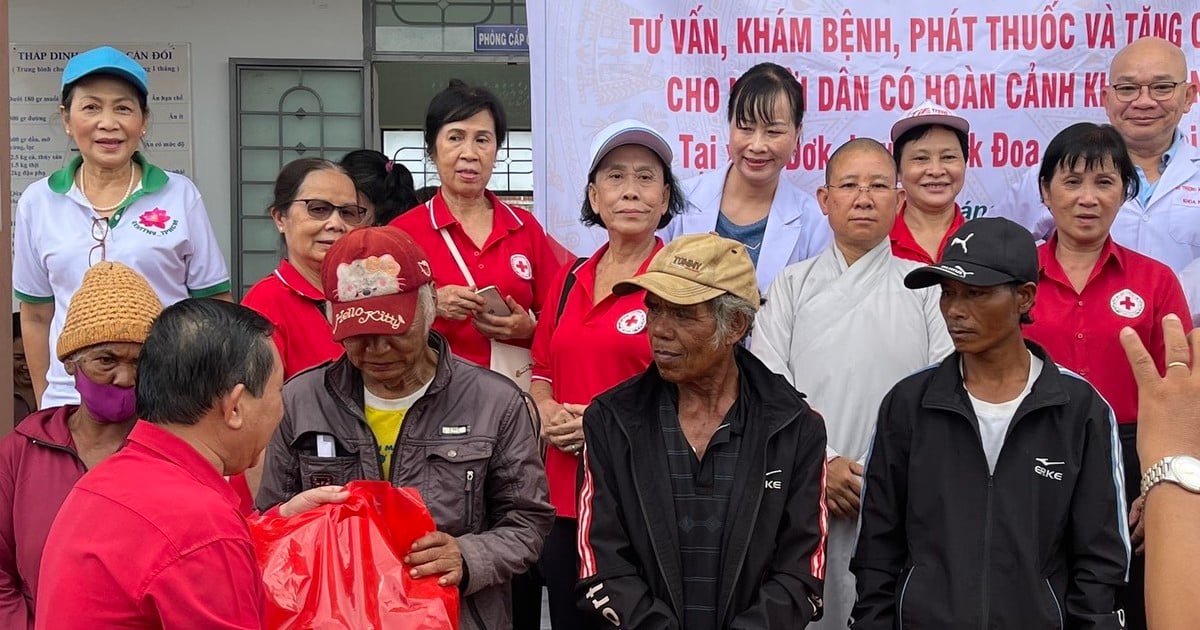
[851,341,1129,630]
[576,346,828,629]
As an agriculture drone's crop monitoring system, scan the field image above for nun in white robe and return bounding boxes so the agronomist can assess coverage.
[751,237,953,629]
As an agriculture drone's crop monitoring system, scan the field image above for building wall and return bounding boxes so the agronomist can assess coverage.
[9,0,365,267]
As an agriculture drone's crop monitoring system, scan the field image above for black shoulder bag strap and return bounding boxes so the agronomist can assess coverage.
[554,257,589,325]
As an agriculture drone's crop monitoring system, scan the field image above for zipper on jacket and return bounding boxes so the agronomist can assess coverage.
[980,475,994,630]
[29,439,84,467]
[1044,578,1064,629]
[717,419,791,626]
[464,469,476,526]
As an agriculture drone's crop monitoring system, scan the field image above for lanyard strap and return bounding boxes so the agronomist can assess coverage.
[439,227,477,287]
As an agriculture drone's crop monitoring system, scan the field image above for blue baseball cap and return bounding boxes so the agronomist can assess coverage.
[61,46,149,97]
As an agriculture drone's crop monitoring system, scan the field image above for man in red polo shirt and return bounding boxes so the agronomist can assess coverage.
[35,299,347,629]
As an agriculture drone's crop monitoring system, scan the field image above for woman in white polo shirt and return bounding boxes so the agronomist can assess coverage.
[13,46,230,408]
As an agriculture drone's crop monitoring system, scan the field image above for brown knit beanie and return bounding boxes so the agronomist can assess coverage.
[56,262,163,361]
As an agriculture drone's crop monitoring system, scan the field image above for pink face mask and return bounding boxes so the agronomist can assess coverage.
[74,371,138,424]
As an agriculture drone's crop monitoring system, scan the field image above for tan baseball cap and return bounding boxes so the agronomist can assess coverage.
[613,233,760,309]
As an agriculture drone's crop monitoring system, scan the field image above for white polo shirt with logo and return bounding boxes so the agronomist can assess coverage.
[14,153,231,407]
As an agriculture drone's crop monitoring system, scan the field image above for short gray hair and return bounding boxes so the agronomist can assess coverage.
[710,293,757,346]
[418,283,436,333]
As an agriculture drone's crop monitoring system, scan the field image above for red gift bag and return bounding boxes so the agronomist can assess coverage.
[249,480,459,629]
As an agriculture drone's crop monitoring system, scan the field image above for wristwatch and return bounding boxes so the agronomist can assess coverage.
[1140,455,1200,498]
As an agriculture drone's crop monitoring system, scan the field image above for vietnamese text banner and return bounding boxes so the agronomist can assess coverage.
[529,1,1200,254]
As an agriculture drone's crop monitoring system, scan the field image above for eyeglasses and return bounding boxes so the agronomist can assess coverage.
[1109,81,1188,102]
[824,182,899,198]
[291,199,370,226]
[89,216,109,266]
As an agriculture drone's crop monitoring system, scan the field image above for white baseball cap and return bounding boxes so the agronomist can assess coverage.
[890,100,970,141]
[587,119,674,176]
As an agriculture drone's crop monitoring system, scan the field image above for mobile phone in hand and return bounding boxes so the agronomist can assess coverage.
[475,285,512,317]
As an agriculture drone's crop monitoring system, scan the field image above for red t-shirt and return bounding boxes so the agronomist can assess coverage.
[241,259,344,380]
[36,421,264,628]
[531,241,660,518]
[889,203,965,264]
[1025,235,1193,424]
[391,190,562,367]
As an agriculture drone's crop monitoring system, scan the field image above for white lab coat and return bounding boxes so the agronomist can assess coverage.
[751,239,953,630]
[660,165,832,292]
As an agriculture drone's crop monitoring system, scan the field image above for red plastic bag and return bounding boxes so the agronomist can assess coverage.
[248,480,459,629]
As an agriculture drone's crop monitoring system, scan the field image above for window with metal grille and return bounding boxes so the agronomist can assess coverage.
[229,60,368,298]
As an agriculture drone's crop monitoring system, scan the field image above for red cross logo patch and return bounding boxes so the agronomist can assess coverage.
[510,254,533,280]
[616,309,647,334]
[1110,289,1145,319]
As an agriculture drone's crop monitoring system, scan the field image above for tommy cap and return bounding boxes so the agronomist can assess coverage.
[614,233,760,309]
[587,119,674,176]
[321,227,435,341]
[904,217,1039,289]
[62,46,150,97]
[890,99,970,141]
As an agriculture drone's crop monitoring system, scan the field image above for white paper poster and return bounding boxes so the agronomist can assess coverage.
[9,43,194,212]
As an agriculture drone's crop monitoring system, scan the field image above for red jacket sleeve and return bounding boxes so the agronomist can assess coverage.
[139,539,264,629]
[0,439,32,630]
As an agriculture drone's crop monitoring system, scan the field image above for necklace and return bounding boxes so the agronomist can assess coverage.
[77,165,137,213]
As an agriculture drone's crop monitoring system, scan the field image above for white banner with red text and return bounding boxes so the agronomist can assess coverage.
[528,0,1200,255]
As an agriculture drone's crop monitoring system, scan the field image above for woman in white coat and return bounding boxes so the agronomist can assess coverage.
[659,62,831,292]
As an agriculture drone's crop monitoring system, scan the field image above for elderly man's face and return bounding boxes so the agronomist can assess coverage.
[644,293,733,384]
[1102,38,1196,150]
[342,297,434,392]
[817,147,900,253]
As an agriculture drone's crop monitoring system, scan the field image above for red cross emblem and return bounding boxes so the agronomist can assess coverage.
[616,309,647,334]
[510,254,533,280]
[1109,289,1145,319]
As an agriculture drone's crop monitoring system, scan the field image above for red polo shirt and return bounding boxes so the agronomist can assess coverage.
[1024,235,1192,424]
[242,259,344,380]
[391,190,562,366]
[35,421,264,629]
[531,241,660,518]
[890,203,965,264]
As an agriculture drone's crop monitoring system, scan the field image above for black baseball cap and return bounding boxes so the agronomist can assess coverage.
[904,217,1039,289]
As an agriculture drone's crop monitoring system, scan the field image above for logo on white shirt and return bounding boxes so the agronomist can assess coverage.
[510,254,533,280]
[616,309,647,334]
[1110,289,1145,319]
[133,207,179,236]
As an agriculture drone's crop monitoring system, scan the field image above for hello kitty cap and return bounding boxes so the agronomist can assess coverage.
[321,226,434,341]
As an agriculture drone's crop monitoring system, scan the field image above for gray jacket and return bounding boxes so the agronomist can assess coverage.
[257,332,554,630]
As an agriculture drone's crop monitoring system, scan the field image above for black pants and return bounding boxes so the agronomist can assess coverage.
[513,518,591,629]
[539,517,590,628]
[511,565,544,630]
[1118,423,1146,630]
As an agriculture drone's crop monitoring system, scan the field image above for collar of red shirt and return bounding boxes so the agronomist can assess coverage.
[126,420,243,509]
[578,238,664,282]
[274,259,325,302]
[889,202,965,264]
[1038,232,1125,288]
[425,189,524,244]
